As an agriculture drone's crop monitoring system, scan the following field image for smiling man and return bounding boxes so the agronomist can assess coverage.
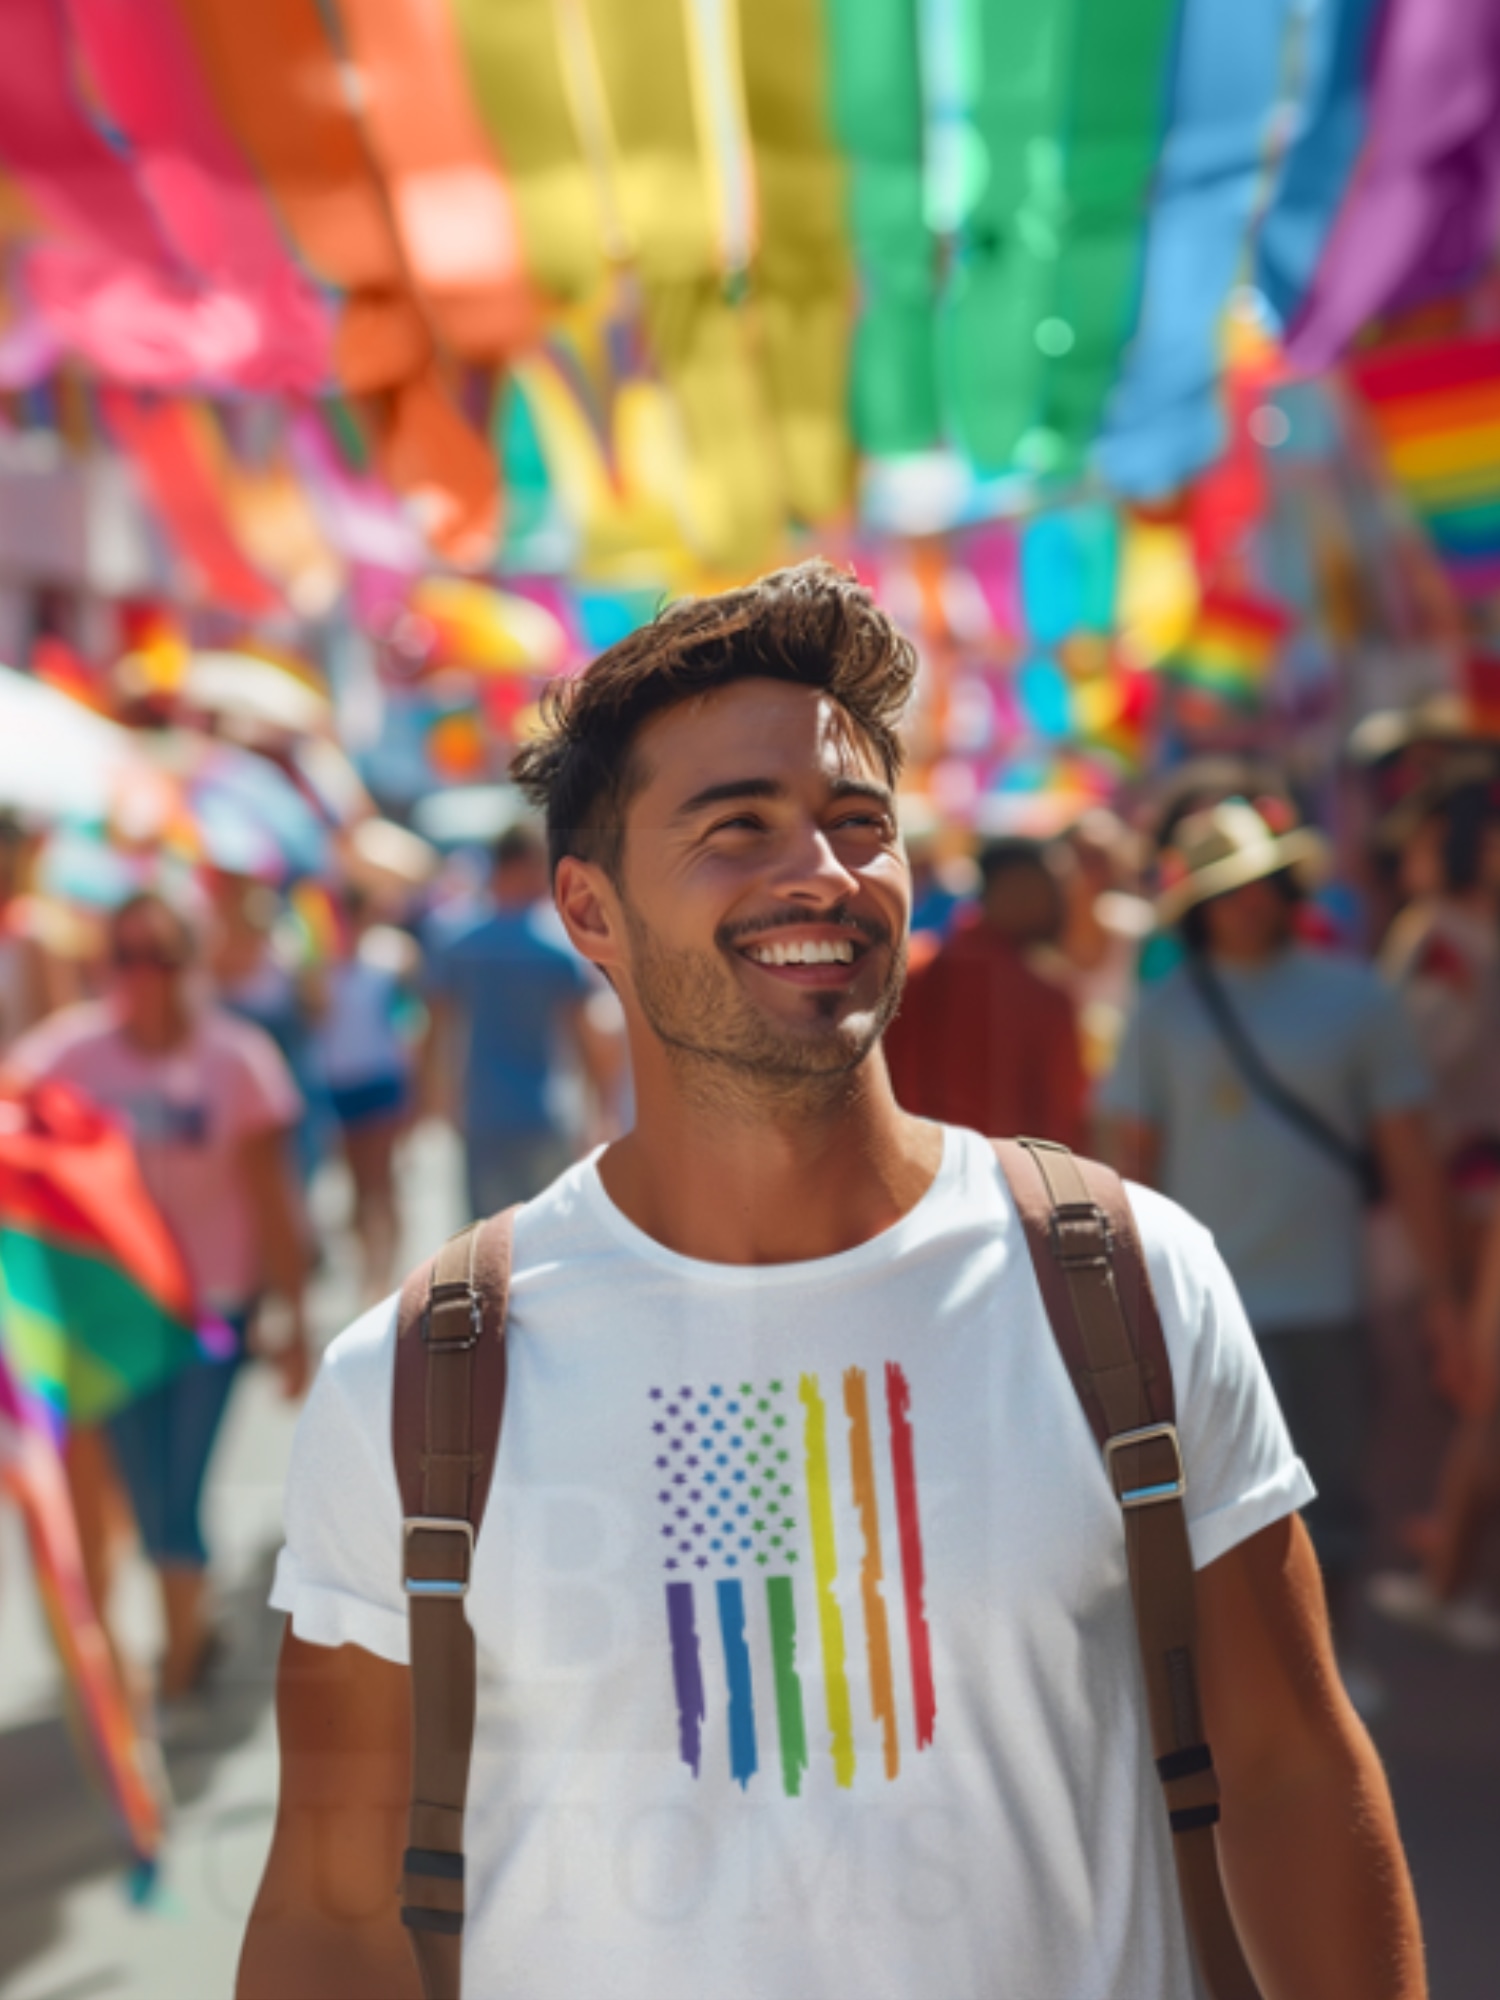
[240,563,1423,2000]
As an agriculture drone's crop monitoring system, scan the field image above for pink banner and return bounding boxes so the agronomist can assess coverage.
[63,0,333,391]
[0,0,330,389]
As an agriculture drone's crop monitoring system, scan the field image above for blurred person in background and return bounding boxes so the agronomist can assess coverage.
[425,822,614,1216]
[0,812,76,1051]
[1099,799,1457,1698]
[885,835,1087,1148]
[1377,760,1500,1258]
[3,891,309,1700]
[1367,762,1500,1646]
[1052,807,1153,1077]
[207,868,331,1187]
[314,886,421,1305]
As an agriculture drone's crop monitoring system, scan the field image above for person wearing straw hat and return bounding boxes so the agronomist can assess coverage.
[1101,797,1459,1695]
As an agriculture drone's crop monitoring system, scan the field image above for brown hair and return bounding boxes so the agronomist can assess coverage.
[511,559,917,879]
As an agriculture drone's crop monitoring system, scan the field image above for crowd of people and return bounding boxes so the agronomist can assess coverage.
[0,816,622,1705]
[3,674,1498,1731]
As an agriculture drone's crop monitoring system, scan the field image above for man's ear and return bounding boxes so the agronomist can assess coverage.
[554,855,622,974]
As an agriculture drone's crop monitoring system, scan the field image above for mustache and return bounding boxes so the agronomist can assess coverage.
[717,906,892,950]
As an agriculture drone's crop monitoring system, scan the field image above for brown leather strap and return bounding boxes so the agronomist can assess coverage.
[996,1138,1263,2000]
[391,1208,517,2000]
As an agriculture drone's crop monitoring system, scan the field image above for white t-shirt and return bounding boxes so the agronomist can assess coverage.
[272,1125,1312,2000]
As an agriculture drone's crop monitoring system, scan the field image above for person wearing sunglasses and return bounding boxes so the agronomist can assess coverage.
[5,890,309,1700]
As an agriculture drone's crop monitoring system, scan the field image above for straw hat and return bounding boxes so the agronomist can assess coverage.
[1156,799,1329,925]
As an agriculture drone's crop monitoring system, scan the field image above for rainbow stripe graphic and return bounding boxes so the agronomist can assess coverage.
[651,1366,935,1795]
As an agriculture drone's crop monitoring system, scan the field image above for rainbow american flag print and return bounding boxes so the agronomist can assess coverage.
[649,1367,936,1796]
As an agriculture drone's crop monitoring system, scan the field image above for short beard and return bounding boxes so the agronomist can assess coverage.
[620,896,907,1116]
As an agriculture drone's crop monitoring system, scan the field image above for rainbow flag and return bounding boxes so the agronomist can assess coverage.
[0,1348,167,1874]
[0,1083,197,1427]
[651,1365,934,1796]
[1348,335,1500,602]
[1163,587,1289,711]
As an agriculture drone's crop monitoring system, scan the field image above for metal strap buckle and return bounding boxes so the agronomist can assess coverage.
[1103,1422,1186,1510]
[403,1516,475,1597]
[424,1284,483,1352]
[1049,1199,1114,1269]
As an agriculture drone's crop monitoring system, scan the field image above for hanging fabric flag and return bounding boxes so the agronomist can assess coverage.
[0,0,255,386]
[576,0,782,572]
[172,0,497,558]
[1284,0,1500,373]
[61,0,334,394]
[101,390,281,616]
[327,0,538,361]
[448,0,607,304]
[738,0,854,524]
[825,0,937,456]
[940,0,1177,476]
[1347,334,1500,601]
[1097,0,1298,496]
[1255,0,1388,336]
[288,407,427,627]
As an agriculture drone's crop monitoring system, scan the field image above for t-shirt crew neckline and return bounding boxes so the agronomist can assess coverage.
[576,1121,959,1290]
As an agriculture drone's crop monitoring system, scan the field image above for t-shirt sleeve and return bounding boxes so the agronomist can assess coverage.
[269,1298,411,1664]
[1133,1186,1315,1570]
[1355,976,1431,1119]
[220,1018,304,1140]
[1094,995,1162,1126]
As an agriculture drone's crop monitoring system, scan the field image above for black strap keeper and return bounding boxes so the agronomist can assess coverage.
[404,1846,465,1881]
[1169,1801,1222,1834]
[1156,1742,1214,1785]
[401,1905,465,1935]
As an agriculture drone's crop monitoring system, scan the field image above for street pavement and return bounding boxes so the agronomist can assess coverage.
[1,1134,1498,1998]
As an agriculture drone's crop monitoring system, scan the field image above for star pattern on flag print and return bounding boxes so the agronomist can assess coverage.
[649,1382,798,1573]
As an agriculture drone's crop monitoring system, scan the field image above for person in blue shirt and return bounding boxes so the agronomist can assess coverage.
[426,823,611,1217]
[1099,798,1458,1678]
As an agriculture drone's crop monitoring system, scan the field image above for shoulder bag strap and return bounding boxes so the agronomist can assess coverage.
[1184,953,1375,1196]
[995,1137,1263,2000]
[391,1206,518,2000]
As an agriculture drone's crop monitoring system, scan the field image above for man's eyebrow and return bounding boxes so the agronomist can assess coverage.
[671,774,896,821]
[828,776,896,810]
[672,777,787,820]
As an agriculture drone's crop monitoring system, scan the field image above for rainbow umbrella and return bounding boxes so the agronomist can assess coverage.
[0,1346,167,1879]
[0,1082,198,1428]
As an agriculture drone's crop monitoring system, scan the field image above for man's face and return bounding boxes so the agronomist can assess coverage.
[1200,874,1293,959]
[110,904,192,1034]
[593,679,910,1094]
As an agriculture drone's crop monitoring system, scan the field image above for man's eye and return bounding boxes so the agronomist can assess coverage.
[709,814,765,835]
[834,814,892,835]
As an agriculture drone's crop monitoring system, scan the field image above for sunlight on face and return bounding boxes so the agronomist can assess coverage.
[612,680,910,1097]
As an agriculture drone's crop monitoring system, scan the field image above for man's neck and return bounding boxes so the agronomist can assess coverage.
[597,1051,942,1267]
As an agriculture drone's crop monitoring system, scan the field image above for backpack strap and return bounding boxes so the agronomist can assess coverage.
[391,1208,517,2000]
[995,1138,1263,2000]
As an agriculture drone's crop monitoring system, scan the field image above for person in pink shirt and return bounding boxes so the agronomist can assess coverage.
[6,891,309,1698]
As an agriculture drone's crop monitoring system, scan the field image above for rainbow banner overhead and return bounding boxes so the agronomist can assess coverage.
[653,1365,934,1796]
[1348,334,1500,603]
[0,1084,198,1427]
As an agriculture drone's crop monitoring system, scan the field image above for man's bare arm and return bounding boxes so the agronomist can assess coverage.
[237,1633,419,2000]
[1198,1515,1424,1999]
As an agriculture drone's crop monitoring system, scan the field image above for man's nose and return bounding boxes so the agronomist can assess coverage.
[769,819,861,902]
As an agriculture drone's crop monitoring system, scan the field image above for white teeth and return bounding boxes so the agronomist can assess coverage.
[748,937,856,966]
